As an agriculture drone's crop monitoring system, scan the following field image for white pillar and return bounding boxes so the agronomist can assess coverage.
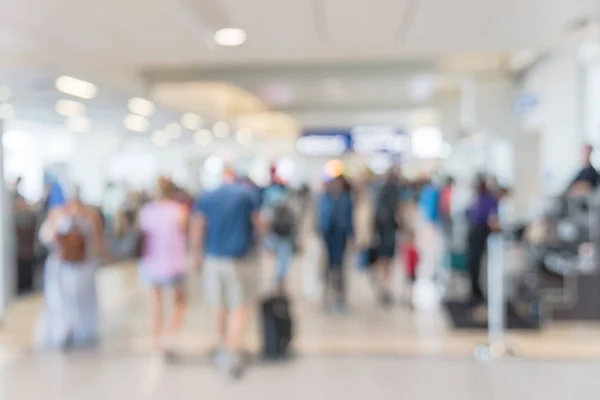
[459,76,478,130]
[0,119,15,321]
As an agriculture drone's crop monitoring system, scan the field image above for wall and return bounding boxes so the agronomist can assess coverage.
[440,77,518,191]
[521,51,583,195]
[585,63,600,147]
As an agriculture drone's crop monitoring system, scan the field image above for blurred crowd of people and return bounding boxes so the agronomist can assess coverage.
[10,160,519,379]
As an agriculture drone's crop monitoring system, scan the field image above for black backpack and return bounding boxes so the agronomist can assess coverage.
[271,202,295,238]
[375,184,399,232]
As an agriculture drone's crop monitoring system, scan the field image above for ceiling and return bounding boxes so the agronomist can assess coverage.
[0,0,598,133]
[2,0,597,70]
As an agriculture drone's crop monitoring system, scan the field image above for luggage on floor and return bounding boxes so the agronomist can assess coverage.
[261,295,293,359]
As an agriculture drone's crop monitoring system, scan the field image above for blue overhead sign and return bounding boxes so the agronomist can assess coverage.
[297,126,408,156]
[514,93,538,116]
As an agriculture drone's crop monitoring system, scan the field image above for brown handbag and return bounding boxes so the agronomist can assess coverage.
[56,225,87,262]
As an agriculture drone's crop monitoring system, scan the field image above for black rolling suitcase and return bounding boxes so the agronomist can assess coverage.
[261,295,293,359]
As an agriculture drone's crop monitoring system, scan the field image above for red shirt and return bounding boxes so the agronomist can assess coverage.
[404,244,419,276]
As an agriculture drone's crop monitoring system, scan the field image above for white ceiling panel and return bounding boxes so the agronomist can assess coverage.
[0,29,38,52]
[0,0,113,51]
[221,0,319,47]
[0,0,596,70]
[406,0,596,53]
[324,0,410,44]
[66,0,202,60]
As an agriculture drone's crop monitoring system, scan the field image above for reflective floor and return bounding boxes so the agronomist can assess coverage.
[4,353,600,399]
[1,261,600,398]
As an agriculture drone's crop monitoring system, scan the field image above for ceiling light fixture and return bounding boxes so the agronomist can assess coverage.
[165,122,181,139]
[181,113,203,130]
[124,114,150,132]
[0,103,14,120]
[128,97,155,117]
[56,99,86,117]
[214,28,247,47]
[66,115,91,133]
[55,76,97,99]
[195,129,213,146]
[213,121,230,138]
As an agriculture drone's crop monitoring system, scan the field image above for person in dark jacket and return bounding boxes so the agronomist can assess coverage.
[14,198,37,295]
[467,176,499,305]
[566,144,599,195]
[318,175,354,313]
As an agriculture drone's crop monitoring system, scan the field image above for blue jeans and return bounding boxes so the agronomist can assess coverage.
[266,235,294,284]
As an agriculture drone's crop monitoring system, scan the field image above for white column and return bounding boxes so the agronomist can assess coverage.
[459,76,478,131]
[0,119,15,321]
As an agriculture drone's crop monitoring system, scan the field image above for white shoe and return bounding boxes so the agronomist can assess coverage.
[211,348,229,370]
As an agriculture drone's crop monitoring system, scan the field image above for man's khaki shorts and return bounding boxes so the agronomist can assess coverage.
[204,256,257,309]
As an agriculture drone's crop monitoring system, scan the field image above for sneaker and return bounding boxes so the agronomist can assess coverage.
[149,350,166,367]
[162,349,179,364]
[227,352,245,380]
[380,293,393,308]
[211,347,229,370]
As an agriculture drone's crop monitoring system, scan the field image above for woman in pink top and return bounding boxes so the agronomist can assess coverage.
[139,178,188,355]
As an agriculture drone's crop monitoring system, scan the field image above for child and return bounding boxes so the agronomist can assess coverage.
[403,230,420,308]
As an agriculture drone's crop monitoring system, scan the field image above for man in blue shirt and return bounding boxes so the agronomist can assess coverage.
[190,167,262,378]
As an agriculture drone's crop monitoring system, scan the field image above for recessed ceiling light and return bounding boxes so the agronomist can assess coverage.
[152,130,170,147]
[213,121,230,138]
[182,113,203,130]
[56,99,86,117]
[128,97,155,117]
[195,129,213,146]
[236,128,253,144]
[55,76,97,99]
[165,122,181,139]
[66,115,91,133]
[0,103,14,120]
[124,114,149,132]
[214,28,247,47]
[0,86,11,102]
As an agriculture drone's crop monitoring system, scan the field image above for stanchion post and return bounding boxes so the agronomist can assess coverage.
[475,233,513,361]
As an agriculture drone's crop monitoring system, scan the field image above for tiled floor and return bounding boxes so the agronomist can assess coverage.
[2,260,600,398]
[2,353,600,399]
